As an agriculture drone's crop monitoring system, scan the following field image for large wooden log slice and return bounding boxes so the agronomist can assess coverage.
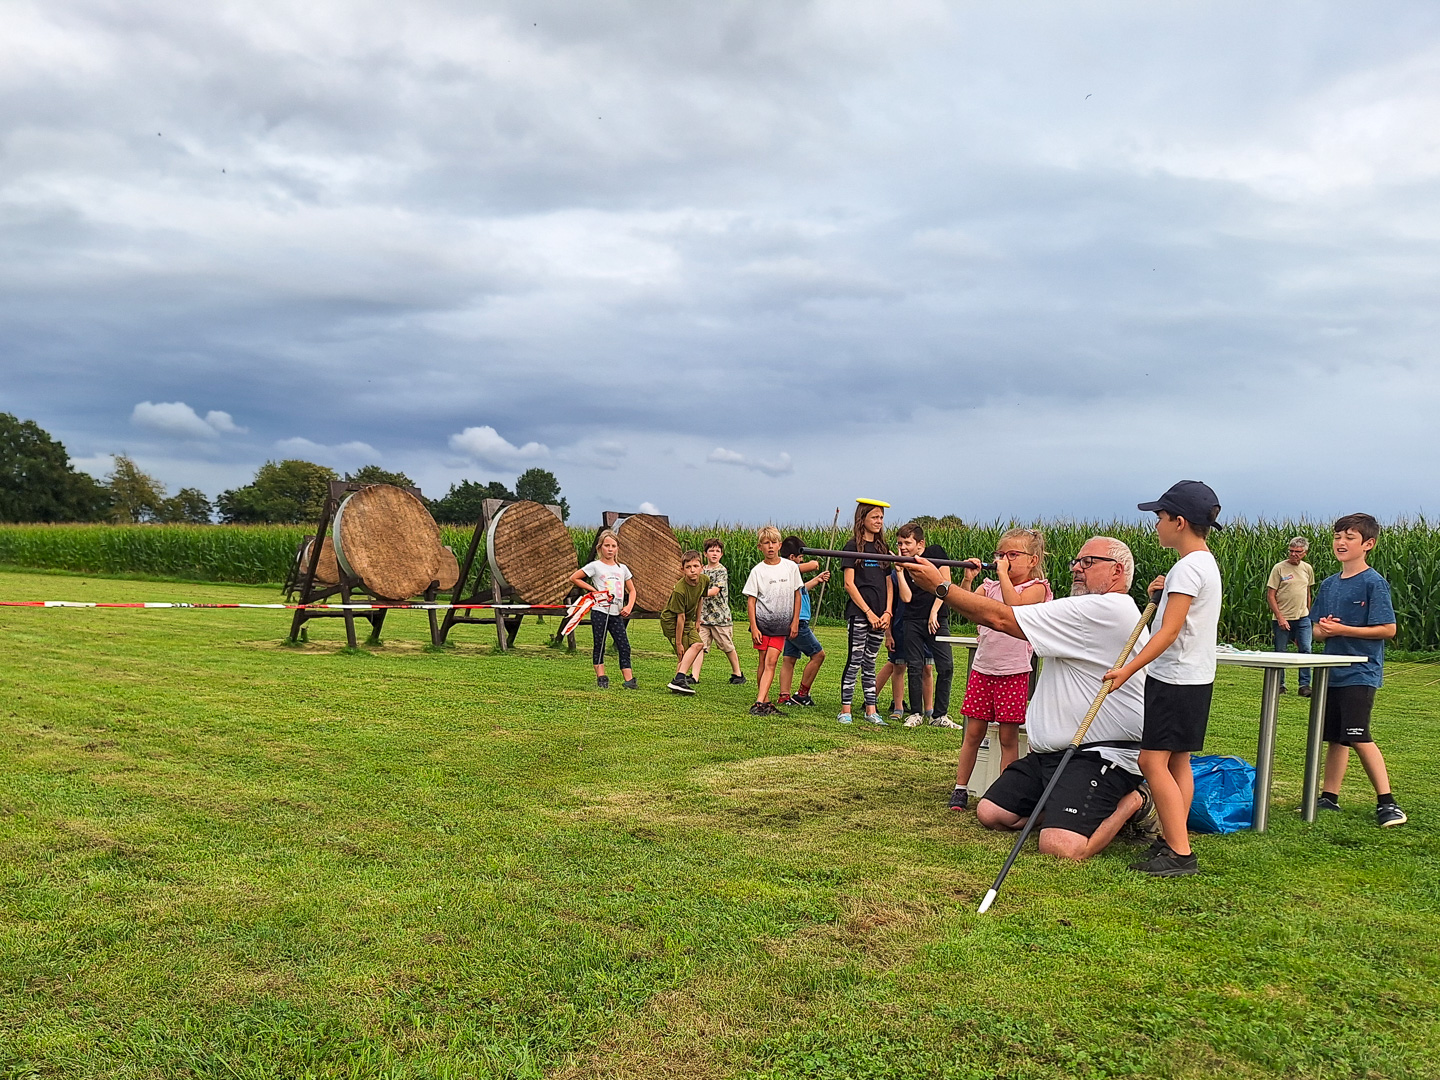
[486,501,577,605]
[333,485,445,601]
[616,513,682,612]
[299,536,340,586]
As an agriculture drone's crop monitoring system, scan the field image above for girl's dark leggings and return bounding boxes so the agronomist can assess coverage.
[591,611,631,668]
[840,614,883,707]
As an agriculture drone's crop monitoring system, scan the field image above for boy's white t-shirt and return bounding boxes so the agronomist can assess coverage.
[741,559,804,636]
[581,560,632,616]
[1148,549,1222,685]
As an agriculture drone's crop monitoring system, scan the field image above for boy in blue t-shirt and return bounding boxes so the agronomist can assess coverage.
[776,536,829,707]
[1311,513,1405,827]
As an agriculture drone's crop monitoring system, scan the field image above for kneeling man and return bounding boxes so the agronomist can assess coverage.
[906,536,1152,860]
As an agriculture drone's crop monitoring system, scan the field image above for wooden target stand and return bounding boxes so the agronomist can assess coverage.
[555,510,675,652]
[287,480,446,648]
[437,499,568,651]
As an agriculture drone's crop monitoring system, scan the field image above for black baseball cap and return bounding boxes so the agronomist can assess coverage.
[1137,481,1224,531]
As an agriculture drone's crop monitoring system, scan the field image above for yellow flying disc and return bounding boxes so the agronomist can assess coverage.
[855,498,890,508]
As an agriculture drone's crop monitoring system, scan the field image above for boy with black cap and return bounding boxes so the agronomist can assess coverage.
[1104,480,1223,877]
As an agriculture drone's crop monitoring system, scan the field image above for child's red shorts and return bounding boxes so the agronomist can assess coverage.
[961,670,1030,724]
[754,633,786,653]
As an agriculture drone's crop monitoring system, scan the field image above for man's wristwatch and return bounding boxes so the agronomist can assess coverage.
[934,582,950,600]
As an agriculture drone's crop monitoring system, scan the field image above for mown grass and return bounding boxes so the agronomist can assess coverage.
[2,569,1437,1079]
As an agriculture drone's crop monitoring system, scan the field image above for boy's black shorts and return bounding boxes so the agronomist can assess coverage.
[1323,684,1376,745]
[982,750,1142,839]
[1140,678,1213,752]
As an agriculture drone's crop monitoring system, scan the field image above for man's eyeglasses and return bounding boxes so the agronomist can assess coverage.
[1069,555,1118,570]
[992,550,1032,561]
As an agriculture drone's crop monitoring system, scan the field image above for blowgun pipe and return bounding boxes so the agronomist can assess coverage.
[798,548,995,572]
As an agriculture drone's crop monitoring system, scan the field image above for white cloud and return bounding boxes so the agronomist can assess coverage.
[273,437,377,465]
[448,425,550,467]
[131,401,247,439]
[638,501,661,514]
[707,446,794,477]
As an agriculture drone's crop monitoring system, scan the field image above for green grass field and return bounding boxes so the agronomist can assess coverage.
[2,569,1438,1079]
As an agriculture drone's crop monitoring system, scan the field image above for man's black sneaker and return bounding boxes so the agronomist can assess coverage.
[948,787,968,811]
[729,674,747,685]
[668,676,696,695]
[1298,686,1312,698]
[1377,802,1408,827]
[623,678,639,690]
[1131,847,1199,877]
[792,693,816,707]
[1316,794,1341,812]
[596,676,610,689]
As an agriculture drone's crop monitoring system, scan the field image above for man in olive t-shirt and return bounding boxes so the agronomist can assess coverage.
[1266,537,1316,695]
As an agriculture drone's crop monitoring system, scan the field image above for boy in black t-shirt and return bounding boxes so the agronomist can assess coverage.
[894,522,956,726]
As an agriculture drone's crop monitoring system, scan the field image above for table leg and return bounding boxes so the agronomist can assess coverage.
[1300,668,1331,822]
[1252,667,1282,832]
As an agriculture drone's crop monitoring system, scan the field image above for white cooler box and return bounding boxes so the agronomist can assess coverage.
[967,724,1029,797]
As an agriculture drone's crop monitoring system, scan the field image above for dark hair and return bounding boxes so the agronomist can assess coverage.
[1333,513,1380,543]
[896,521,925,541]
[852,503,891,555]
[1159,507,1216,538]
[702,538,723,552]
[680,549,703,565]
[779,535,804,559]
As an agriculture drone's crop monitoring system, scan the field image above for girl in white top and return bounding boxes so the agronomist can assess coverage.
[569,530,638,689]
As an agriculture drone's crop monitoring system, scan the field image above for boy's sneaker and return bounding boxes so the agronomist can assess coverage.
[623,678,639,690]
[596,676,610,689]
[902,713,924,728]
[667,676,696,695]
[1377,802,1408,827]
[837,712,854,724]
[776,695,794,707]
[948,787,968,811]
[1127,782,1163,843]
[728,674,747,685]
[1131,846,1199,877]
[866,712,887,726]
[1128,839,1170,868]
[888,708,905,723]
[930,714,961,729]
[1316,794,1341,813]
[792,693,816,707]
[748,702,766,716]
[682,672,698,686]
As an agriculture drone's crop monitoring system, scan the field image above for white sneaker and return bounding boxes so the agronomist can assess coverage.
[902,713,924,727]
[930,714,961,729]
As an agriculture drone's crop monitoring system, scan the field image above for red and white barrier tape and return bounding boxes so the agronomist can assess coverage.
[0,600,568,611]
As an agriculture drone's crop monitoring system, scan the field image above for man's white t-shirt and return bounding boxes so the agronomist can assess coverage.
[581,560,632,616]
[741,559,804,636]
[1148,549,1222,685]
[1012,592,1150,774]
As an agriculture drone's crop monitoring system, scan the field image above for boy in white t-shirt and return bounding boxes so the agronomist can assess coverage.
[742,525,803,717]
[1104,481,1224,878]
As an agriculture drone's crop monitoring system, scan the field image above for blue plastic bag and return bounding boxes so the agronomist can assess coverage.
[1188,754,1255,834]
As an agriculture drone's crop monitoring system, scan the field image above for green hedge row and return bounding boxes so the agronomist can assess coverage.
[3,519,1439,650]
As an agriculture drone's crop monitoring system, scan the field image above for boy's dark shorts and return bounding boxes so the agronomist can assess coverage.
[1140,678,1213,752]
[982,750,1142,839]
[783,620,824,659]
[660,615,700,650]
[1323,684,1376,745]
[886,621,933,665]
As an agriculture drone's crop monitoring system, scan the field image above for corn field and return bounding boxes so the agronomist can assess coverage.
[3,518,1439,651]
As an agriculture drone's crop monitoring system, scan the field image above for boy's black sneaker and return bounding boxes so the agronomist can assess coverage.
[748,702,766,716]
[792,693,816,707]
[1131,847,1199,877]
[728,674,747,685]
[668,676,696,695]
[596,676,610,689]
[948,787,968,811]
[1316,794,1340,813]
[623,678,639,690]
[1377,802,1407,827]
[1128,839,1170,868]
[680,673,697,686]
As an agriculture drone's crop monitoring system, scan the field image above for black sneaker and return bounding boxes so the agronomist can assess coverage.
[1316,794,1340,812]
[948,787,968,811]
[1131,847,1199,877]
[623,678,638,690]
[748,702,767,716]
[681,673,698,686]
[729,674,747,685]
[668,676,696,695]
[1128,839,1170,868]
[792,693,816,707]
[596,676,610,689]
[1377,802,1407,827]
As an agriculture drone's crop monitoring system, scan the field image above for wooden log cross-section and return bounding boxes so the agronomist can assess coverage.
[615,512,682,613]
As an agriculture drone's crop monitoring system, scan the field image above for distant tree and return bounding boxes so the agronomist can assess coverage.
[428,479,515,524]
[218,460,338,524]
[514,467,570,521]
[344,465,416,489]
[156,487,214,524]
[105,455,168,523]
[0,412,110,522]
[911,514,966,532]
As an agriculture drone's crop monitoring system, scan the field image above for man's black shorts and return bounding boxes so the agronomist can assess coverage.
[1140,678,1213,752]
[981,750,1142,839]
[1323,684,1376,745]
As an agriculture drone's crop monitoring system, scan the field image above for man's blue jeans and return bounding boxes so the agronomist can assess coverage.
[1273,616,1312,688]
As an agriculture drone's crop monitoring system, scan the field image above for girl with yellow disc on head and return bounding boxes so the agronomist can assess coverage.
[837,499,892,725]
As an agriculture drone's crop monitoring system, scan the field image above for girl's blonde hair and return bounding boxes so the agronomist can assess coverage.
[595,529,619,551]
[999,527,1045,577]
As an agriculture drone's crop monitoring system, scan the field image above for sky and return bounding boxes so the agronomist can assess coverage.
[4,0,1440,526]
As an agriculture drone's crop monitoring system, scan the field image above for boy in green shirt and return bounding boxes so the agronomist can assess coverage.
[662,551,709,695]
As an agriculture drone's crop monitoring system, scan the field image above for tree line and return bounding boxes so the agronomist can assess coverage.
[0,412,568,525]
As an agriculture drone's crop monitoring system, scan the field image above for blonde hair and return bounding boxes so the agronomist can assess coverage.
[999,527,1046,577]
[756,524,781,544]
[596,529,619,551]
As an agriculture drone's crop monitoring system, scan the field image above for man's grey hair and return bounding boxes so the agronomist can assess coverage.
[1092,535,1135,589]
[1289,536,1309,550]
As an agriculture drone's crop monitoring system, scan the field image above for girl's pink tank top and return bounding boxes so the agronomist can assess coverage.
[973,577,1053,676]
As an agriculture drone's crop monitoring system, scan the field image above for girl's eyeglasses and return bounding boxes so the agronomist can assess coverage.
[992,550,1033,561]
